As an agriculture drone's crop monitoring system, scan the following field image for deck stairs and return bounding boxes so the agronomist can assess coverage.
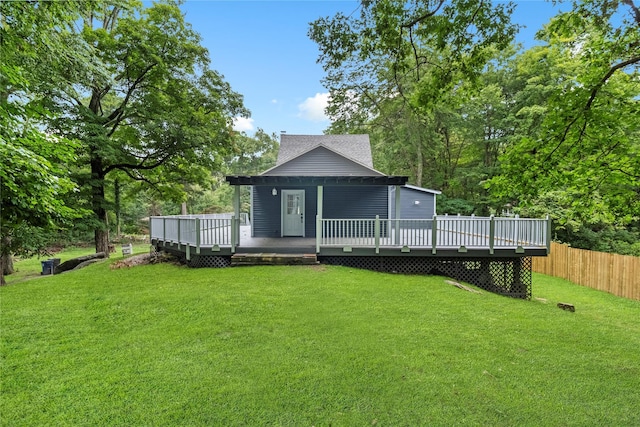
[231,253,318,266]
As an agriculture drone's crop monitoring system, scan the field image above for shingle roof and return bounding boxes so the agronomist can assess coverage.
[277,134,374,168]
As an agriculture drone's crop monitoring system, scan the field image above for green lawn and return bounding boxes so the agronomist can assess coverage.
[2,251,639,426]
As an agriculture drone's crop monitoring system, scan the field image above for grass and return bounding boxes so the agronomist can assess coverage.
[1,250,639,426]
[3,244,151,285]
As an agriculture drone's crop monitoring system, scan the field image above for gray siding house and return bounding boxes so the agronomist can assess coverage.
[226,134,410,238]
[154,133,547,299]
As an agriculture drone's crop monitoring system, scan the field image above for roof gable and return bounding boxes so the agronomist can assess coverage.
[262,145,384,176]
[277,134,374,168]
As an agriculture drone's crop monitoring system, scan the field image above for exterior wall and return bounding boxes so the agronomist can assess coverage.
[252,186,317,237]
[324,185,389,220]
[390,186,436,219]
[323,185,390,237]
[252,185,389,237]
[263,146,382,176]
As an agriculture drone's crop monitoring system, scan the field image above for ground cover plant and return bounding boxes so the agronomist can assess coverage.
[2,252,639,426]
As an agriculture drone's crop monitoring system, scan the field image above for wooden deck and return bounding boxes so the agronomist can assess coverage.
[150,214,550,259]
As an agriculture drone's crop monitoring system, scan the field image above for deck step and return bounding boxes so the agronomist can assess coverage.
[231,253,318,266]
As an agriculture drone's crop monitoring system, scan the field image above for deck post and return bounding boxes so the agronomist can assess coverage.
[231,215,237,253]
[431,215,437,254]
[177,219,181,250]
[394,185,401,245]
[489,215,495,255]
[233,186,241,246]
[196,217,201,254]
[317,185,323,219]
[317,186,323,254]
[316,215,321,254]
[546,214,552,254]
[163,218,166,245]
[375,215,380,254]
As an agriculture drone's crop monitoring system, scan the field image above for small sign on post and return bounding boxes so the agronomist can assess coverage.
[122,243,133,256]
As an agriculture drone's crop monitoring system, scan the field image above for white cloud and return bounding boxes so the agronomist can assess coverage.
[297,92,330,122]
[271,99,278,104]
[232,116,254,132]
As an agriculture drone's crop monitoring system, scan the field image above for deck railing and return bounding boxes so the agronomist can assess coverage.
[150,214,240,254]
[151,214,550,255]
[317,215,550,254]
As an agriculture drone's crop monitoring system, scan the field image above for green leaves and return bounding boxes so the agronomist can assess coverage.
[1,0,247,256]
[311,0,638,252]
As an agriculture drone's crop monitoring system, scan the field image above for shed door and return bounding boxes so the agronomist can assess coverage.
[282,190,305,237]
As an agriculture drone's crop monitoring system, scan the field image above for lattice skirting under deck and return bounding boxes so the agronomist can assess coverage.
[155,245,532,299]
[155,247,232,268]
[187,255,232,268]
[319,256,532,299]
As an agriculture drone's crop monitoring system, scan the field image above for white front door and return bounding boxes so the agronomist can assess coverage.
[282,190,305,237]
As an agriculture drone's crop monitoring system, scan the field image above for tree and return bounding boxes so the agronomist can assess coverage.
[43,0,247,254]
[488,0,640,227]
[0,1,99,284]
[309,0,518,192]
[225,129,279,176]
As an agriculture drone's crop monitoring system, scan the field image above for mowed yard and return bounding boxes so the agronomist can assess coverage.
[2,250,639,426]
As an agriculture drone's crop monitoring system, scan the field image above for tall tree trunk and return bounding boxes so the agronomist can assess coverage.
[1,236,13,275]
[114,178,121,238]
[0,235,12,285]
[1,253,14,276]
[415,140,423,188]
[91,158,110,256]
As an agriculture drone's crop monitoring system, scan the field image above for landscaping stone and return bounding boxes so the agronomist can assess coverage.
[54,252,106,274]
[557,302,575,312]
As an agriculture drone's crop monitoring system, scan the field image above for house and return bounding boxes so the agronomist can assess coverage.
[226,134,411,238]
[150,133,550,300]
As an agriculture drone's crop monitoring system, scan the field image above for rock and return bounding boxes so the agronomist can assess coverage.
[54,252,106,274]
[557,302,575,312]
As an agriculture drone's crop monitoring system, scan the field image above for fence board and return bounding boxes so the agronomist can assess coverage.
[532,242,640,300]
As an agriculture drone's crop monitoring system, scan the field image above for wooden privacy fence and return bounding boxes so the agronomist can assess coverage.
[532,242,640,300]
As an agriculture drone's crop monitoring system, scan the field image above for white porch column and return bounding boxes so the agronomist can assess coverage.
[317,185,323,220]
[316,185,323,253]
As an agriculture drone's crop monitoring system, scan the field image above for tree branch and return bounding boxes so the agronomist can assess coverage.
[544,55,640,162]
[585,55,640,110]
[105,62,157,136]
[622,0,640,25]
[119,168,163,191]
[104,151,172,175]
[401,0,446,28]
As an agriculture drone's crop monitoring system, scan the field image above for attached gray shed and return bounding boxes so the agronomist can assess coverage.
[389,184,442,220]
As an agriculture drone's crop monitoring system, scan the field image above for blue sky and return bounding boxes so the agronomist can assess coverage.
[179,1,566,137]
